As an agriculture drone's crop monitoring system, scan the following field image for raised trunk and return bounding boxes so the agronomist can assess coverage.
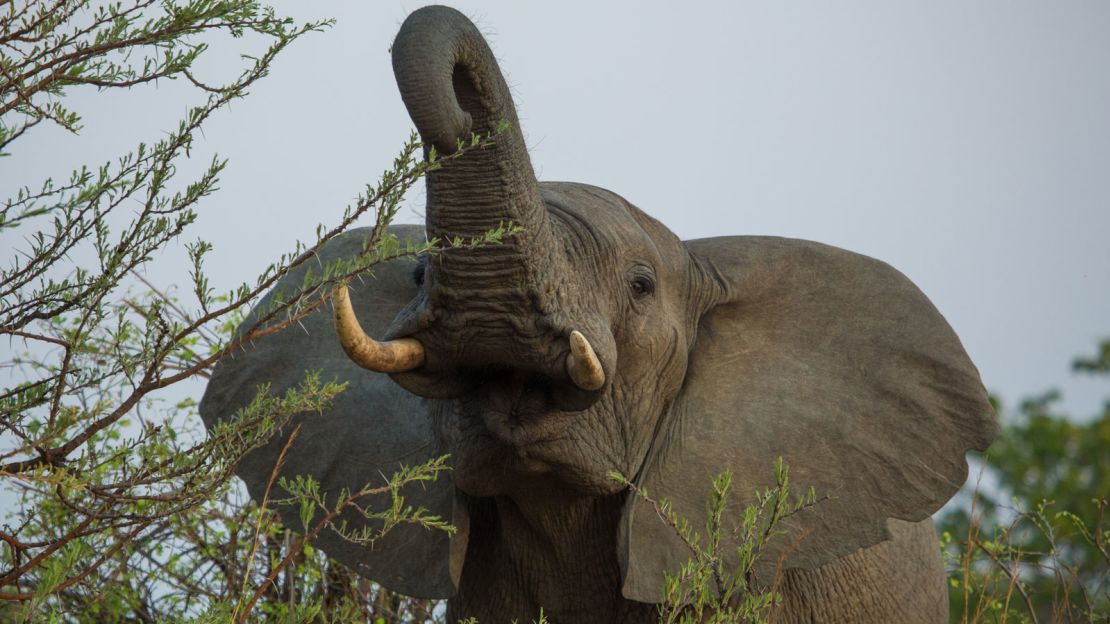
[391,6,562,321]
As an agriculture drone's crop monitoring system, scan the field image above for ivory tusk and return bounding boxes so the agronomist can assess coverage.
[333,281,425,373]
[566,330,605,391]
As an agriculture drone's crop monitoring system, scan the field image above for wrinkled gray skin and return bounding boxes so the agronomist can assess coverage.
[200,6,998,623]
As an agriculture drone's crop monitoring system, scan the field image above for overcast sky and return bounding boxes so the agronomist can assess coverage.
[5,1,1109,421]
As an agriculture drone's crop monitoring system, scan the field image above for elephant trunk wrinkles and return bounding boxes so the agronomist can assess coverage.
[392,6,564,325]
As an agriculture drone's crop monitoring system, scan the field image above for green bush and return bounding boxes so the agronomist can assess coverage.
[0,2,493,620]
[938,340,1110,623]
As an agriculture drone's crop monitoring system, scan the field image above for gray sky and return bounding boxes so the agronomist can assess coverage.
[5,1,1109,421]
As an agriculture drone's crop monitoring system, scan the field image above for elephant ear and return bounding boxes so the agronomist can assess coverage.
[620,235,997,603]
[199,225,462,599]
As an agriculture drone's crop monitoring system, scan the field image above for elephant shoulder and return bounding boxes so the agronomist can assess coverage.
[778,519,949,623]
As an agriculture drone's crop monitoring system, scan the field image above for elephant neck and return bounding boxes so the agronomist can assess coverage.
[451,490,651,623]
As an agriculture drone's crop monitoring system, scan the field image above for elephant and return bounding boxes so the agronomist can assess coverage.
[200,5,998,623]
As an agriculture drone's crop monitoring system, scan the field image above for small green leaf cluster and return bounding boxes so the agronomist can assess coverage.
[0,0,329,147]
[277,456,455,548]
[613,458,823,624]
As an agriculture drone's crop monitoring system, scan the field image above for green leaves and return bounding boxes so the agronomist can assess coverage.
[0,0,331,142]
[1074,338,1110,373]
[938,338,1110,622]
[614,459,824,624]
[2,1,409,618]
[0,2,511,619]
[275,455,454,549]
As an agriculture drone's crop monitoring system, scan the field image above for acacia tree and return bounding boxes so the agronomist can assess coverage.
[0,2,505,620]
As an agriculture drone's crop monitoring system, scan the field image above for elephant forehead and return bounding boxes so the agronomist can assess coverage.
[539,181,668,258]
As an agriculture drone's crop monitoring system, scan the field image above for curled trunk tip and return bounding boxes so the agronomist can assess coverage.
[391,6,494,154]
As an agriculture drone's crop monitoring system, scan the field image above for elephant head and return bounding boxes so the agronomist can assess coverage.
[200,5,997,617]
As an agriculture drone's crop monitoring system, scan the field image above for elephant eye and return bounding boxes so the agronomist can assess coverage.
[629,275,655,298]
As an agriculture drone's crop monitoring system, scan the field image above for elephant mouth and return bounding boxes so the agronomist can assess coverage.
[457,368,577,458]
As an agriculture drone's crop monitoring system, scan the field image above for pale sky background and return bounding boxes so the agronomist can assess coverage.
[4,1,1109,423]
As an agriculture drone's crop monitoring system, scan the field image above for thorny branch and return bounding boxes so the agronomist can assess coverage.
[0,3,508,618]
